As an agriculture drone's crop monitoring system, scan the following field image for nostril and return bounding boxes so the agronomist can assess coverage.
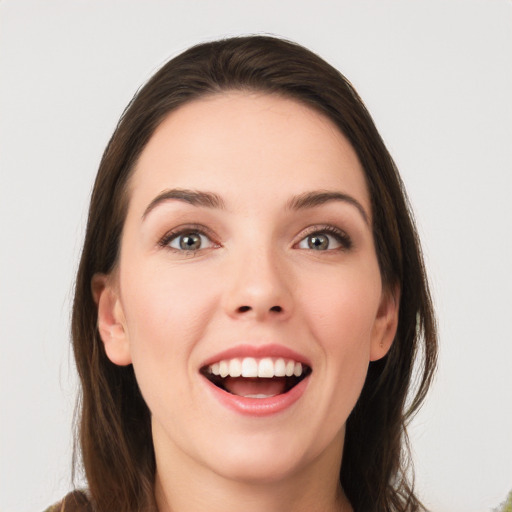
[235,305,283,314]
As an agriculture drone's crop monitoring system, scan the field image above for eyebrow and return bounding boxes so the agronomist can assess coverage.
[142,187,369,225]
[286,190,369,225]
[142,188,226,219]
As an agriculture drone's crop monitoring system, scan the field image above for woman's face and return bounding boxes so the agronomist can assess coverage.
[96,92,398,485]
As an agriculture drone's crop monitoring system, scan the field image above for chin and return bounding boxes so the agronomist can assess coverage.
[202,429,332,485]
[212,452,307,485]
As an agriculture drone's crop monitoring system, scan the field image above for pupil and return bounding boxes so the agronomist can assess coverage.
[308,234,328,250]
[180,233,201,250]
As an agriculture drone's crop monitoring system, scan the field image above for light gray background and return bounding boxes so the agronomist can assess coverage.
[1,1,511,511]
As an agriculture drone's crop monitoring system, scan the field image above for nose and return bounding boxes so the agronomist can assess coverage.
[222,247,293,322]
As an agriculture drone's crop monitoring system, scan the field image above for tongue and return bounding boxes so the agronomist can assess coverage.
[223,377,287,397]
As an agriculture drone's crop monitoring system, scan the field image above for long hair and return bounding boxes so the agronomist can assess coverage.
[71,35,437,512]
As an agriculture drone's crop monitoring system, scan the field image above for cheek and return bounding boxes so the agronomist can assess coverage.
[299,266,381,407]
[119,260,220,372]
[304,269,381,349]
[118,261,223,426]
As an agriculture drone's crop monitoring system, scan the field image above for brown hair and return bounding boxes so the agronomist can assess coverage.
[71,35,437,512]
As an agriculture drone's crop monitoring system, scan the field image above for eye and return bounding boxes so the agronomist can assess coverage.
[160,229,217,252]
[297,227,352,251]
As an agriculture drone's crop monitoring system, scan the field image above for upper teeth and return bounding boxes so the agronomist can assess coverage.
[207,357,303,378]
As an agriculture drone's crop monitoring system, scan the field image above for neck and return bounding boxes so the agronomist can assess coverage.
[155,467,352,512]
[153,426,353,512]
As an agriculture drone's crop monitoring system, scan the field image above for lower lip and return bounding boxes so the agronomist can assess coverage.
[202,376,310,416]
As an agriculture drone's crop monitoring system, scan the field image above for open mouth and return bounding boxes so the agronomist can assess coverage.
[201,357,312,398]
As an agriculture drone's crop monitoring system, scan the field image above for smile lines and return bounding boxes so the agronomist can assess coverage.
[207,357,305,379]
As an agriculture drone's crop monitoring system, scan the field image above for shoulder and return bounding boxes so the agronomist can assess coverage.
[44,490,93,512]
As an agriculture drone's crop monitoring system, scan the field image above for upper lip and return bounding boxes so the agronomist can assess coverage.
[200,343,312,369]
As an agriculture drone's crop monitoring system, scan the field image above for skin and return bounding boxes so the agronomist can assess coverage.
[93,92,399,512]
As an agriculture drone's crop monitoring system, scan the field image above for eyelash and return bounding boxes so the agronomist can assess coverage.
[158,224,353,253]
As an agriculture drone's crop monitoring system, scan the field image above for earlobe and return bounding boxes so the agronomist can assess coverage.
[92,273,132,366]
[369,285,400,362]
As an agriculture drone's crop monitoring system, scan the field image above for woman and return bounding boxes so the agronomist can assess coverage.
[51,35,437,512]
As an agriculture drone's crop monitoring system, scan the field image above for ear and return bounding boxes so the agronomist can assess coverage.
[369,284,400,361]
[91,273,132,366]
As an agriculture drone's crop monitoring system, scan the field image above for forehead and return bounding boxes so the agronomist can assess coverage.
[128,91,370,214]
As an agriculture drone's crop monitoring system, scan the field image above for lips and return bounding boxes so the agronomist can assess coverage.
[199,345,312,414]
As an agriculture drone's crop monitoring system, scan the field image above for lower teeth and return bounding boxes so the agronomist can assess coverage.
[242,393,276,399]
